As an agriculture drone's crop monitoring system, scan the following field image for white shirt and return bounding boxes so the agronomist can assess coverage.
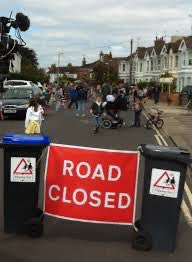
[106,95,115,102]
[25,106,44,128]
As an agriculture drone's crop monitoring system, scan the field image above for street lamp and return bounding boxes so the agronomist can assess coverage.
[57,52,64,85]
[105,63,109,80]
[105,60,112,81]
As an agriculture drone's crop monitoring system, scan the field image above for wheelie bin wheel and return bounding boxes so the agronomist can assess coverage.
[27,216,44,238]
[132,231,152,251]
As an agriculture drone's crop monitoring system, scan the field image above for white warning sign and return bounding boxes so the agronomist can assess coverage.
[11,157,36,183]
[149,168,180,198]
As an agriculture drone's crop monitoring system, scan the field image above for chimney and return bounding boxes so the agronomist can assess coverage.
[154,37,165,46]
[100,51,103,61]
[82,57,86,66]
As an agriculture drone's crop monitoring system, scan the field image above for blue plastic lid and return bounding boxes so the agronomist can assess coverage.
[1,134,51,145]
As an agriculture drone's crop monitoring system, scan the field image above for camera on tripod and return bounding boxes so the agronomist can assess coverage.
[0,12,30,78]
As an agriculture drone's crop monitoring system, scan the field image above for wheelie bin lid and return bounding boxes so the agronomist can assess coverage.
[138,144,192,165]
[0,134,51,145]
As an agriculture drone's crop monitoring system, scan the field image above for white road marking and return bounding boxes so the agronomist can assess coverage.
[143,110,192,225]
[181,201,192,225]
[184,184,192,210]
[154,135,163,145]
[154,127,168,146]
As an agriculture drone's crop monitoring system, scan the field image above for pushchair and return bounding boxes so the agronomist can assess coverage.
[102,101,125,129]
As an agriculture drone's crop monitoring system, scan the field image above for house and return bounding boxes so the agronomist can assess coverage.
[176,36,192,91]
[118,36,192,91]
[48,58,96,83]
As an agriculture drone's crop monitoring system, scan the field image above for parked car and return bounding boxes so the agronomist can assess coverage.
[0,86,46,119]
[3,80,38,89]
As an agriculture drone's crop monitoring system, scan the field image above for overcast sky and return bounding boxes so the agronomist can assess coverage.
[2,0,192,67]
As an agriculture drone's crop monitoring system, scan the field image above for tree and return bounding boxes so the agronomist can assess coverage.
[18,46,38,67]
[93,61,119,84]
[8,46,49,83]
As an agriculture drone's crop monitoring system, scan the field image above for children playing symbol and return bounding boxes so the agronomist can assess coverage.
[21,159,33,173]
[164,174,176,187]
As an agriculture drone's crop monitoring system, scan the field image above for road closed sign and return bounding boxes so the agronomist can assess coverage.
[11,157,36,183]
[44,144,139,225]
[150,168,180,198]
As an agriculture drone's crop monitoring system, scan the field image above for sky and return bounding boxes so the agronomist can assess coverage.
[1,0,192,68]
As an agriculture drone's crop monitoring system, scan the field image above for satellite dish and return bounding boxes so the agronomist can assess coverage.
[15,13,30,31]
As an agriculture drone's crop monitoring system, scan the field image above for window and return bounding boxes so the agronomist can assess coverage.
[164,57,167,68]
[147,61,149,71]
[140,63,142,72]
[151,61,153,71]
[183,52,186,66]
[187,77,191,85]
[33,87,42,96]
[175,56,178,67]
[170,56,173,68]
[123,64,126,72]
[189,59,192,66]
[2,88,33,99]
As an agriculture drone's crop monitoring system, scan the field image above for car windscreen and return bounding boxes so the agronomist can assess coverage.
[2,88,33,99]
[5,81,28,86]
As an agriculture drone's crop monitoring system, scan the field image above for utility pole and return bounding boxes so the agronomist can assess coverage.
[129,39,133,86]
[57,52,64,85]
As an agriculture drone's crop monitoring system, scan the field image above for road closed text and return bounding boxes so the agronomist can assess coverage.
[44,145,139,224]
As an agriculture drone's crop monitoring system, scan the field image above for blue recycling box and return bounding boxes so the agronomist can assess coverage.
[0,134,50,235]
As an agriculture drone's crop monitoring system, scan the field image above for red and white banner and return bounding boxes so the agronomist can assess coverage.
[44,144,139,225]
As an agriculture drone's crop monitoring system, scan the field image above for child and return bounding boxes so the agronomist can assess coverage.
[132,97,143,127]
[90,95,105,134]
[0,100,4,120]
[25,99,44,135]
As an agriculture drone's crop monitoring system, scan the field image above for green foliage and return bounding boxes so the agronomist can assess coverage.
[137,81,148,89]
[161,78,177,93]
[58,75,74,84]
[8,46,49,83]
[93,61,119,84]
[161,71,172,78]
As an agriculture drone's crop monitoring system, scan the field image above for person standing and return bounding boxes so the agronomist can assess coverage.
[68,85,78,110]
[132,97,143,127]
[55,87,62,112]
[90,95,105,134]
[102,83,112,101]
[25,100,43,135]
[133,86,138,102]
[153,86,160,104]
[76,86,87,116]
[0,100,4,120]
[52,84,56,97]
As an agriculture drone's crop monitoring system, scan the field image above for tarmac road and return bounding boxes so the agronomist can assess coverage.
[0,106,191,262]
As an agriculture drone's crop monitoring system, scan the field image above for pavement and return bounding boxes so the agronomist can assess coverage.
[144,99,192,155]
[0,104,192,262]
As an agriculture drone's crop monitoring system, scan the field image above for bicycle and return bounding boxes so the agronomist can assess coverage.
[145,108,164,129]
[184,98,192,111]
